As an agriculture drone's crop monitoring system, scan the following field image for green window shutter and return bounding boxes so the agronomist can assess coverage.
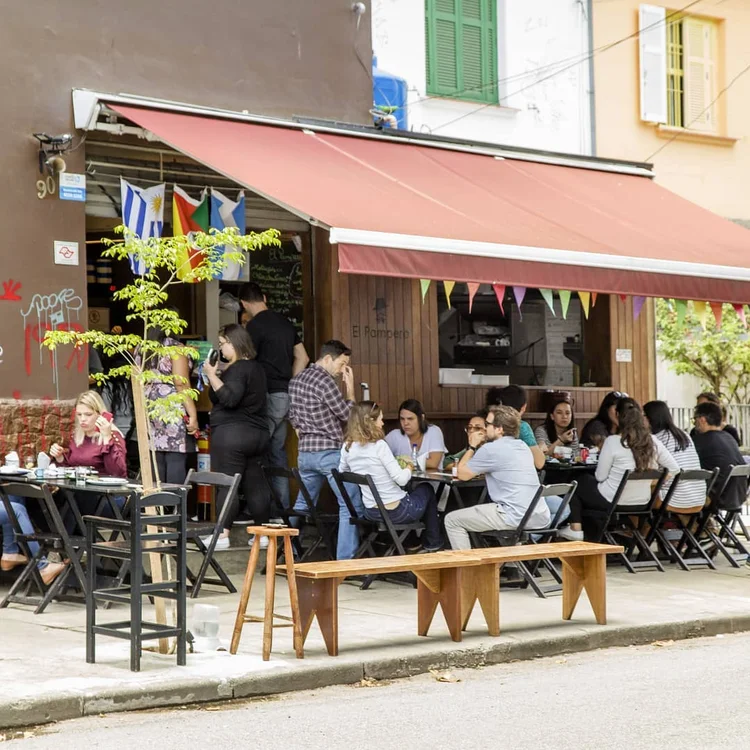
[426,0,497,103]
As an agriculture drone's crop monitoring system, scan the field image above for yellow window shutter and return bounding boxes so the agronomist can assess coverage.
[683,18,716,132]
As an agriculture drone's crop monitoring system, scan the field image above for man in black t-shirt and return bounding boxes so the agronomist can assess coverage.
[693,402,747,510]
[240,282,309,511]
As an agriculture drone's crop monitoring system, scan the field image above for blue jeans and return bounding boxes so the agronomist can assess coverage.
[363,483,443,550]
[266,392,290,509]
[295,449,364,560]
[1,496,45,569]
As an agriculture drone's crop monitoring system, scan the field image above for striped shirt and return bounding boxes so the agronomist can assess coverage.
[654,429,707,509]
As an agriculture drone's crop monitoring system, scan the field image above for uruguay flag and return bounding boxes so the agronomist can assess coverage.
[119,178,165,275]
[209,189,246,280]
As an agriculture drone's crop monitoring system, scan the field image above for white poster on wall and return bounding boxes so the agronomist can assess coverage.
[53,241,79,266]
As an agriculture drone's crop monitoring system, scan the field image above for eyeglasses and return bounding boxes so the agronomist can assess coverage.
[484,420,495,428]
[218,340,229,348]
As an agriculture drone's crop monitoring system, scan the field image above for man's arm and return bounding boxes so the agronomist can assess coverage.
[456,447,479,481]
[530,444,545,470]
[292,342,310,377]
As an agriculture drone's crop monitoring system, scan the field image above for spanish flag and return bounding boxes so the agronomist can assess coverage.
[173,185,209,281]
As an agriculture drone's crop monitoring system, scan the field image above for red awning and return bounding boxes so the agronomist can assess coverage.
[111,103,750,303]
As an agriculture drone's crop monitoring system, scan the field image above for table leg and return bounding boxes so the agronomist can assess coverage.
[297,577,340,656]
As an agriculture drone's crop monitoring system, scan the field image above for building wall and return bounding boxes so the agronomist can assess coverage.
[0,0,372,400]
[592,0,750,221]
[372,0,593,154]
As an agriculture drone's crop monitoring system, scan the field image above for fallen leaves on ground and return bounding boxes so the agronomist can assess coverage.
[355,677,380,688]
[429,669,461,683]
[652,640,675,647]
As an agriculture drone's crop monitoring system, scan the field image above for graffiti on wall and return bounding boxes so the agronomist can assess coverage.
[0,280,22,302]
[20,288,86,399]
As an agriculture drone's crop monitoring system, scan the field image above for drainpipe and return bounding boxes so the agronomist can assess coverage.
[586,0,597,156]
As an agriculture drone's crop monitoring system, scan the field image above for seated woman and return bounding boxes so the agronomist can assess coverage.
[339,402,443,552]
[580,391,624,448]
[559,398,679,541]
[385,399,446,471]
[444,411,487,470]
[644,400,707,511]
[534,399,579,456]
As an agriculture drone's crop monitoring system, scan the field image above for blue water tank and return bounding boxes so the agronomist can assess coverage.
[372,55,408,131]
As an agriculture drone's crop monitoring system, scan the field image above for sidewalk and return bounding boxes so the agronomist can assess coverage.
[2,560,750,729]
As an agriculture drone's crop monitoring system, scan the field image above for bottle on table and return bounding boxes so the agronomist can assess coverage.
[411,443,419,472]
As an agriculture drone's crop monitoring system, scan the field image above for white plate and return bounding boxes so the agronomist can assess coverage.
[0,467,31,476]
[85,477,128,486]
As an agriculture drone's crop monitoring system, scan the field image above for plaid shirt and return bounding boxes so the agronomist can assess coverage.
[289,364,353,453]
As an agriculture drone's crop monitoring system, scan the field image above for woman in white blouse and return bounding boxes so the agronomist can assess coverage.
[385,399,446,470]
[339,401,444,552]
[559,398,679,541]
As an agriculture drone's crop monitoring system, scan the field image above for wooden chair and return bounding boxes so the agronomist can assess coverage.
[230,525,303,661]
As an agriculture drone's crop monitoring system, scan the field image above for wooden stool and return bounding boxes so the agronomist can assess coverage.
[230,526,303,660]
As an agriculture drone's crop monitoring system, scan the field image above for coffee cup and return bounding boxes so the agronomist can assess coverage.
[4,452,19,469]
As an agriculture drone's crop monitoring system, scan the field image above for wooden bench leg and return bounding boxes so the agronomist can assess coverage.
[416,568,462,642]
[297,577,340,656]
[462,564,500,636]
[230,535,262,655]
[561,554,607,625]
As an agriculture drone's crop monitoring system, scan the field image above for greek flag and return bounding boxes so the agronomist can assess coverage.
[209,189,246,280]
[120,178,165,275]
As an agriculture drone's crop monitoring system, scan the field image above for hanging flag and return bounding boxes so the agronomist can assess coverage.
[578,291,591,319]
[540,288,556,316]
[443,280,455,308]
[633,296,646,320]
[674,299,687,326]
[209,189,246,280]
[558,290,571,319]
[173,185,209,282]
[619,294,628,302]
[693,300,708,328]
[492,284,506,314]
[512,286,526,319]
[734,303,747,328]
[467,282,480,313]
[420,279,431,303]
[592,292,598,307]
[119,178,165,275]
[709,301,723,329]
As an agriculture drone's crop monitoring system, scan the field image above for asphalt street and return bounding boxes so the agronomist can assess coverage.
[8,632,750,749]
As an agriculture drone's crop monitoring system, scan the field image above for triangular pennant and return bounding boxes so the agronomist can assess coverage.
[420,279,431,303]
[674,299,687,327]
[443,280,455,309]
[540,288,556,316]
[693,300,708,329]
[558,290,571,319]
[578,291,591,319]
[492,284,506,314]
[633,296,646,320]
[467,282,480,313]
[512,286,526,313]
[734,303,747,328]
[709,301,723,329]
[591,292,598,307]
[619,294,628,302]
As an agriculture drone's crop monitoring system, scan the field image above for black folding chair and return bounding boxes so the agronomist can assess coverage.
[261,465,338,562]
[184,470,242,597]
[591,469,669,573]
[0,482,88,614]
[477,482,577,598]
[332,469,423,590]
[693,464,750,567]
[646,468,718,571]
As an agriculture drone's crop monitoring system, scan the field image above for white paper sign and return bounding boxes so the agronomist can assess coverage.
[59,172,87,201]
[54,241,80,266]
[615,348,633,363]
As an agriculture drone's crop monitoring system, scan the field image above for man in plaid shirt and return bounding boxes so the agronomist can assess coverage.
[289,340,363,559]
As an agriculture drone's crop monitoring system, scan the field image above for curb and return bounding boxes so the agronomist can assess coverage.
[3,614,750,729]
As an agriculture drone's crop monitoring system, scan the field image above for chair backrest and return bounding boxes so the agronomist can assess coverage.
[715,463,750,511]
[540,481,578,529]
[331,469,372,521]
[184,469,240,489]
[661,468,718,510]
[135,489,186,513]
[0,481,68,539]
[611,468,668,512]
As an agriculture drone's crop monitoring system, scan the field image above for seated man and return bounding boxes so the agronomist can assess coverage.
[693,401,747,510]
[485,385,545,470]
[444,405,550,550]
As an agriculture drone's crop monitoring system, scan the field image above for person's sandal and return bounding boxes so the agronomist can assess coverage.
[40,561,68,586]
[1,554,29,571]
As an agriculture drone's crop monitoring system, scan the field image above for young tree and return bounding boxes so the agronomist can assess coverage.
[656,299,750,403]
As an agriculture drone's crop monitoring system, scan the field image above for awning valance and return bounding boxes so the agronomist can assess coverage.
[109,102,750,304]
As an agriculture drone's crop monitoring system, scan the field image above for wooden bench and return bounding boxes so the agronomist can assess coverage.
[294,541,624,656]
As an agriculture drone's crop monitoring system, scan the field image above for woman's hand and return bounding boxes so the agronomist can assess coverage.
[203,358,218,379]
[96,416,113,443]
[468,430,485,450]
[186,415,199,436]
[559,430,575,445]
[50,443,64,461]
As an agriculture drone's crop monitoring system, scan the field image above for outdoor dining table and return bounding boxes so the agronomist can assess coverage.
[410,470,489,512]
[542,461,597,486]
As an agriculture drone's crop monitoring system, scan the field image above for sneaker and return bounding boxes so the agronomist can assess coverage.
[200,534,229,550]
[557,526,584,541]
[248,535,270,550]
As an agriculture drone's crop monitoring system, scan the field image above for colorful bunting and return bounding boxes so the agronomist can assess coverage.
[633,296,646,320]
[558,290,571,319]
[591,292,598,307]
[420,279,431,303]
[693,300,708,328]
[734,303,747,328]
[619,294,628,302]
[540,288,556,316]
[443,280,455,308]
[467,282,480,313]
[709,301,723,329]
[578,291,591,319]
[674,299,687,327]
[492,284,506,314]
[512,286,526,319]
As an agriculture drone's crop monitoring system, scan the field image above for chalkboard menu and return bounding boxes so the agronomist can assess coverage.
[249,239,304,340]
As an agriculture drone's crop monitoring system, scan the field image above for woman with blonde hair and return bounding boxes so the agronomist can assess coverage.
[339,401,443,552]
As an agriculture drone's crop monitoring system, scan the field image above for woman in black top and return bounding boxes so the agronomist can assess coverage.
[203,324,270,548]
